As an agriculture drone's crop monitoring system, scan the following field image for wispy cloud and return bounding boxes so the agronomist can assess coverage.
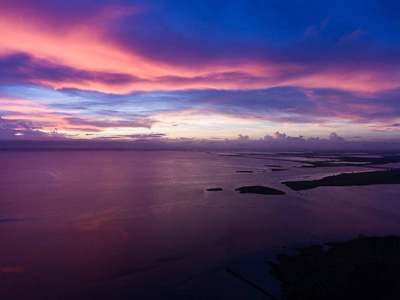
[64,117,154,129]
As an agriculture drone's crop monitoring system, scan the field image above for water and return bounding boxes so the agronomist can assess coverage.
[1,151,400,299]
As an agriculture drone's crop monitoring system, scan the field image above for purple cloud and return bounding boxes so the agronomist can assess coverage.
[237,134,250,141]
[328,132,344,142]
[0,52,139,86]
[64,117,154,129]
[0,117,65,140]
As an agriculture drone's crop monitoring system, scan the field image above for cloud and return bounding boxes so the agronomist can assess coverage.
[64,117,154,129]
[149,87,400,124]
[273,131,287,140]
[0,117,65,140]
[263,131,344,144]
[237,134,250,141]
[328,132,344,141]
[339,28,365,43]
[119,133,166,139]
[65,127,102,133]
[304,17,330,39]
[0,52,139,87]
[0,116,40,131]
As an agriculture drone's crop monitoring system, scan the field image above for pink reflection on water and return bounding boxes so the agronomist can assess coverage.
[0,266,26,274]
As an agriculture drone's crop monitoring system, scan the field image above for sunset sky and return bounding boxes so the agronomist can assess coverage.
[0,0,399,148]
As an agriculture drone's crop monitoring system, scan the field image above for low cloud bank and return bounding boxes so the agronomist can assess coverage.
[1,130,399,152]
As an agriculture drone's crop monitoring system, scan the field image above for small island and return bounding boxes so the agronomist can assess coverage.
[235,185,285,195]
[206,188,223,191]
[283,169,400,191]
[235,170,254,173]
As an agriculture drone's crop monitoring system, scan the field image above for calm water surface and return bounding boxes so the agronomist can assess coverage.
[1,151,399,299]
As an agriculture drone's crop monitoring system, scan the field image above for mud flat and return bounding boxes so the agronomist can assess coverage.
[297,154,400,168]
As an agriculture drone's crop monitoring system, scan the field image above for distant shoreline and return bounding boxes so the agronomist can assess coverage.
[283,169,400,191]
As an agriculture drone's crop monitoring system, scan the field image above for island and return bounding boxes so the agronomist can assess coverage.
[283,169,400,191]
[235,185,285,195]
[206,188,223,191]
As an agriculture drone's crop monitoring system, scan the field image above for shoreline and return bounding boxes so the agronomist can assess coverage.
[283,169,400,191]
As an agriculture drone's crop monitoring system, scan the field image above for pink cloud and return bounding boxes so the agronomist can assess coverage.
[273,131,287,140]
[0,3,397,95]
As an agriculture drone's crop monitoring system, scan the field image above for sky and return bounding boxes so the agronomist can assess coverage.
[0,0,399,149]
